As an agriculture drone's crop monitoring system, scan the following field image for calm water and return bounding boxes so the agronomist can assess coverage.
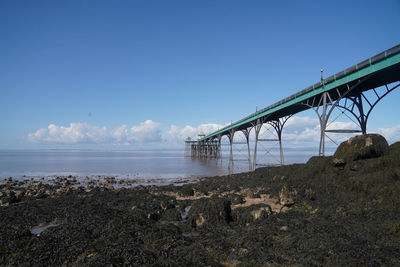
[0,149,320,181]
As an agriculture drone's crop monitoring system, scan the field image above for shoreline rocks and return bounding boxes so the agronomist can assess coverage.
[1,135,400,265]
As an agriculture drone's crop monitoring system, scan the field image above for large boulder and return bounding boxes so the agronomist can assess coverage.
[333,134,389,164]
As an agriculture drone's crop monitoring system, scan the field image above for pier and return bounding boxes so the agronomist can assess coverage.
[186,44,400,169]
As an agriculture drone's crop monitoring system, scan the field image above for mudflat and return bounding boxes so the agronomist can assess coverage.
[1,142,400,266]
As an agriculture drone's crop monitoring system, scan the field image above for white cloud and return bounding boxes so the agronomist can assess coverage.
[28,123,108,144]
[129,120,161,142]
[285,116,319,130]
[111,125,129,143]
[28,120,162,144]
[27,117,400,148]
[168,123,224,144]
[375,125,400,144]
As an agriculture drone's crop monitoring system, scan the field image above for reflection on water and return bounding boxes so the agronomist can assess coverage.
[0,149,323,180]
[30,223,62,236]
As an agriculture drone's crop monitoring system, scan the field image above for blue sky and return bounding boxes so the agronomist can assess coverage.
[1,0,400,150]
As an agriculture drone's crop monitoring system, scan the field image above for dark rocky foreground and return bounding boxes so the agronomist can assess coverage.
[1,137,400,266]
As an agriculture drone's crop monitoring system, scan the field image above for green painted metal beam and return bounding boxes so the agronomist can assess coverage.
[200,45,400,142]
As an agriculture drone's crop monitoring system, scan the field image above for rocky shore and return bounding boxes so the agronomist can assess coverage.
[1,134,400,266]
[0,175,198,207]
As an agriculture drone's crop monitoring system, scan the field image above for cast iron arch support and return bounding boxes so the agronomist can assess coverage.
[335,82,400,135]
[216,134,222,159]
[251,118,264,170]
[301,76,371,156]
[251,115,276,170]
[266,115,293,165]
[226,129,236,163]
[240,127,253,169]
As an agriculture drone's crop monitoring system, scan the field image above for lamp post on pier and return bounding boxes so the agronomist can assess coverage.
[320,68,324,82]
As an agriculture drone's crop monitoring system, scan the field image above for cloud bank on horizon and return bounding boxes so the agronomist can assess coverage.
[28,120,162,145]
[27,117,400,148]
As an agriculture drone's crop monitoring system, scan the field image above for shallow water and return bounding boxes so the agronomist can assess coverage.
[0,149,325,181]
[30,224,61,236]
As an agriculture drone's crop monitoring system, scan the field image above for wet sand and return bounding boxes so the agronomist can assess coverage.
[1,143,400,266]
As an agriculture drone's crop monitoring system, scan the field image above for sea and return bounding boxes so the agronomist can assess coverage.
[0,149,325,182]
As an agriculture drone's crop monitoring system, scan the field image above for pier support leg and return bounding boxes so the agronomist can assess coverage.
[267,115,292,166]
[217,135,222,160]
[241,128,252,170]
[228,129,235,163]
[303,91,334,156]
[226,131,236,174]
[252,119,263,170]
[319,92,328,156]
[356,95,367,135]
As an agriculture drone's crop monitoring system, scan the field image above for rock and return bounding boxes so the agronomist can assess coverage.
[242,189,256,198]
[389,142,400,159]
[106,185,114,191]
[55,188,64,195]
[179,186,194,197]
[226,193,245,205]
[1,191,17,205]
[194,213,206,227]
[105,177,116,184]
[304,188,315,201]
[307,156,327,165]
[14,190,24,200]
[280,225,289,231]
[35,191,47,199]
[250,206,272,220]
[279,185,295,206]
[332,157,346,168]
[188,197,232,228]
[0,199,9,206]
[147,212,159,221]
[333,134,389,163]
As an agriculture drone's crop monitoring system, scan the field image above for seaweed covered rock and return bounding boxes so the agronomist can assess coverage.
[389,142,400,159]
[232,204,272,225]
[333,134,389,164]
[279,185,296,206]
[187,197,232,228]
